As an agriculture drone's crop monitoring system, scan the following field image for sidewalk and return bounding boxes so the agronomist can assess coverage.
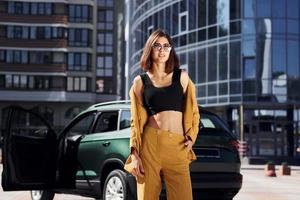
[241,163,300,171]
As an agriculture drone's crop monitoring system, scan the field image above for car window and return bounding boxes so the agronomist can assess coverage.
[120,110,130,130]
[93,111,119,133]
[200,113,231,134]
[66,112,95,136]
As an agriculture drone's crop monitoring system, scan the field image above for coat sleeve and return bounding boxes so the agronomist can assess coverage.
[185,80,200,144]
[128,86,141,154]
[124,86,141,173]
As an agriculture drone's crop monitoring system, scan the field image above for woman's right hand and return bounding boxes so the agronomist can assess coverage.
[131,150,145,178]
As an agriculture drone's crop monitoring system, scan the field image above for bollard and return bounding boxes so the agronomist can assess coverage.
[264,161,276,177]
[279,162,291,176]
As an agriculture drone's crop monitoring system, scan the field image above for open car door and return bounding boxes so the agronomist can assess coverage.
[2,106,58,191]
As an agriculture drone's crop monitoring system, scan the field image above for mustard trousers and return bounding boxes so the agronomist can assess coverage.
[137,126,193,200]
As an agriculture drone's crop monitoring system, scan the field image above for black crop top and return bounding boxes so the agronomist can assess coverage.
[140,68,184,116]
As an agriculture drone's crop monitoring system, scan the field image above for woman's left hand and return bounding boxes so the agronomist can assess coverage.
[184,139,193,151]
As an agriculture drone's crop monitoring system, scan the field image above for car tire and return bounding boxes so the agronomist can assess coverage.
[30,190,55,200]
[103,169,132,200]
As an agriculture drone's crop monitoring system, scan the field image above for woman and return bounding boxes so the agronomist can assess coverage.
[124,29,200,200]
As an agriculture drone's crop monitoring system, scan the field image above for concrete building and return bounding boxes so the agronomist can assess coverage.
[0,0,125,131]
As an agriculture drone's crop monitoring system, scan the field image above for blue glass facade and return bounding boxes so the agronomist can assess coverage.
[126,0,300,160]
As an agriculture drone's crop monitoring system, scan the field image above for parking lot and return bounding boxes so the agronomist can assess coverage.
[1,163,300,200]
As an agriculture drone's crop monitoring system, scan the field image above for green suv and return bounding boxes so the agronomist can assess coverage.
[1,101,242,200]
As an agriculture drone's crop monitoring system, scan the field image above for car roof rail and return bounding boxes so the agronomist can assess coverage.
[89,100,131,109]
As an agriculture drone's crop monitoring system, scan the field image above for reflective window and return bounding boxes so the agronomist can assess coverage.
[208,26,217,39]
[208,84,217,96]
[197,0,206,28]
[219,82,228,95]
[180,0,187,12]
[67,77,88,91]
[198,49,206,83]
[106,10,113,22]
[230,42,241,79]
[217,0,229,36]
[31,3,37,14]
[230,81,241,94]
[272,19,285,34]
[230,0,241,19]
[188,51,196,81]
[244,58,256,79]
[272,40,286,74]
[287,0,299,18]
[244,0,255,18]
[287,40,299,78]
[232,24,241,38]
[197,29,206,41]
[171,3,179,35]
[256,0,271,18]
[208,46,217,81]
[179,12,188,32]
[208,0,217,25]
[23,2,29,14]
[288,20,299,34]
[243,39,256,57]
[272,0,285,18]
[30,27,36,39]
[219,44,228,80]
[243,80,256,94]
[68,53,90,71]
[189,0,196,30]
[243,19,256,35]
[165,7,171,32]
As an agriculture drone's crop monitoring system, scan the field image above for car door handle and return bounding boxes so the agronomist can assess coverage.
[102,141,111,147]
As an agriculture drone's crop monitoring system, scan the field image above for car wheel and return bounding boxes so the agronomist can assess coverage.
[30,190,55,200]
[103,169,129,200]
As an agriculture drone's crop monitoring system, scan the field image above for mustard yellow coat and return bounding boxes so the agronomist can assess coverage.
[124,79,200,173]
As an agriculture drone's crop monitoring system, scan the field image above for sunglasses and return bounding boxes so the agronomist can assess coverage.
[152,43,172,52]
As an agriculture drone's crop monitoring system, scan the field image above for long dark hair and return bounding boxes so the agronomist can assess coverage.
[140,28,179,73]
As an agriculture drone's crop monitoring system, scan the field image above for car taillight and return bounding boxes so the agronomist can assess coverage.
[229,140,240,151]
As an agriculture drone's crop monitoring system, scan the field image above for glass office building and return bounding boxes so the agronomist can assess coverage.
[125,0,300,162]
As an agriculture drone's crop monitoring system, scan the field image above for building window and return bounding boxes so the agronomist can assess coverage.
[97,9,113,30]
[97,56,113,76]
[96,78,113,94]
[97,0,114,7]
[244,0,254,18]
[147,25,154,37]
[68,29,91,47]
[67,77,88,91]
[256,0,271,18]
[4,75,52,89]
[5,50,28,64]
[6,26,66,40]
[0,50,5,63]
[68,53,91,71]
[69,5,92,23]
[96,79,104,93]
[243,58,256,79]
[179,11,188,33]
[97,32,113,53]
[8,2,53,15]
[29,51,52,64]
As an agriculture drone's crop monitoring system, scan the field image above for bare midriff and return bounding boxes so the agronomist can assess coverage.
[145,110,184,135]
